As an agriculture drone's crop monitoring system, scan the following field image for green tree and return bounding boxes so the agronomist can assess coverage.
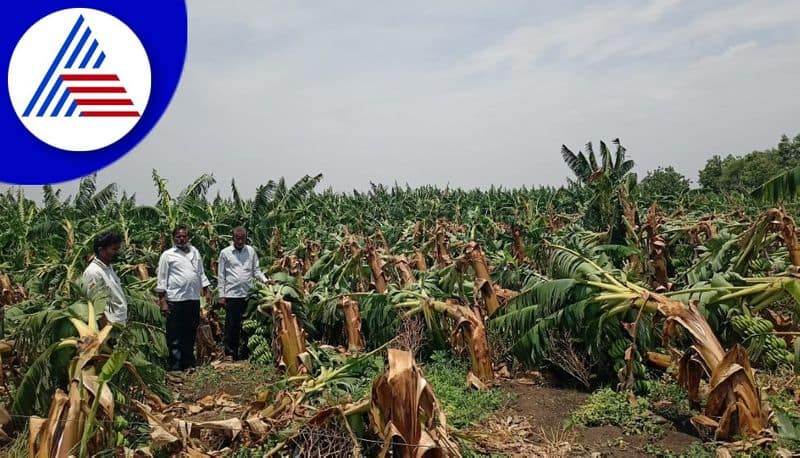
[698,155,724,192]
[638,166,690,202]
[718,152,782,193]
[776,133,800,167]
[698,133,800,194]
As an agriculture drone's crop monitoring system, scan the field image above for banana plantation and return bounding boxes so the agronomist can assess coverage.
[1,140,800,457]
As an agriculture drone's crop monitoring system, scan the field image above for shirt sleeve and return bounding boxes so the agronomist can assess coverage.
[218,251,227,297]
[155,252,169,293]
[196,248,211,288]
[252,249,267,283]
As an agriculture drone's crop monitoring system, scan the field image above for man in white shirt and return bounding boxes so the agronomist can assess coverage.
[218,226,268,360]
[82,231,127,326]
[155,224,212,371]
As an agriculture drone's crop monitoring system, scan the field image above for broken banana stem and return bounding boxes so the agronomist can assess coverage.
[595,292,639,302]
[749,288,784,314]
[584,281,628,293]
[717,283,770,302]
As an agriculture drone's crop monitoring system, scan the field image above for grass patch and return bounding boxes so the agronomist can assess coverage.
[768,391,800,450]
[181,362,278,401]
[181,365,223,399]
[643,377,696,424]
[643,442,714,457]
[569,387,663,436]
[424,351,511,429]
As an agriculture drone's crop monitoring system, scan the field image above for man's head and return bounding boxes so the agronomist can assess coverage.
[94,232,123,265]
[173,224,190,251]
[232,226,247,250]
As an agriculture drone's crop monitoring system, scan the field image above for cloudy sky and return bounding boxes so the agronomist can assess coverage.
[7,0,800,202]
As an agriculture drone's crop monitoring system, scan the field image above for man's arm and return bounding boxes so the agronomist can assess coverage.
[195,248,212,304]
[195,248,211,288]
[157,291,168,316]
[155,253,170,315]
[217,251,227,305]
[218,251,227,295]
[155,252,169,293]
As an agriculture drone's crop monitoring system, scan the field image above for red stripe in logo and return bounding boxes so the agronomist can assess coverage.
[60,74,119,81]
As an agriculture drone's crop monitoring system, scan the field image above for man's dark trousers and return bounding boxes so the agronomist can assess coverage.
[223,297,247,359]
[166,300,200,370]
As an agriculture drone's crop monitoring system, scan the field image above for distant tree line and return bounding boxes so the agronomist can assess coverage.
[636,133,800,200]
[698,133,800,193]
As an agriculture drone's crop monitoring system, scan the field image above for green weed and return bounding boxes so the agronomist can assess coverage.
[569,387,663,436]
[424,351,511,429]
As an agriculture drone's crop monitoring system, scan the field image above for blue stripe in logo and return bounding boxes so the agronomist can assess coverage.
[79,39,98,69]
[51,85,71,117]
[64,26,91,69]
[93,51,106,69]
[22,15,84,117]
[36,76,62,117]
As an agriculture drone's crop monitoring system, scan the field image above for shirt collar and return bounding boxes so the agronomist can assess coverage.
[173,245,192,254]
[92,257,110,269]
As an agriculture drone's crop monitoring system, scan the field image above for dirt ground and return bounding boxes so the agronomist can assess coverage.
[167,361,277,423]
[481,378,702,457]
[169,363,703,457]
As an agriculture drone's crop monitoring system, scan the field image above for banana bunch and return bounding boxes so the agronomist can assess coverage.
[608,338,630,360]
[252,280,301,314]
[242,318,260,333]
[609,338,649,392]
[245,320,273,366]
[248,333,273,366]
[730,314,794,368]
[612,358,646,378]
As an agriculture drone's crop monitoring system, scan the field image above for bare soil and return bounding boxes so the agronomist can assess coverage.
[498,379,701,457]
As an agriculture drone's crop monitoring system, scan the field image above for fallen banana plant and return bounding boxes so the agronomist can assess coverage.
[728,207,800,274]
[272,299,308,376]
[370,348,461,457]
[393,290,494,384]
[254,282,310,376]
[255,347,462,457]
[434,221,453,267]
[681,344,767,440]
[706,275,800,315]
[134,345,388,456]
[132,399,243,456]
[340,296,366,351]
[393,255,417,287]
[553,244,769,440]
[641,203,671,292]
[464,242,501,316]
[266,403,367,457]
[366,239,389,293]
[27,300,128,458]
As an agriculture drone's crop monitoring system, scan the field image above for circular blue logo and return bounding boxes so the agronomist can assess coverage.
[2,1,187,184]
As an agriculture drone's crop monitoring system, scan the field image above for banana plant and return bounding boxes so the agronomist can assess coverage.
[493,244,768,439]
[27,299,127,458]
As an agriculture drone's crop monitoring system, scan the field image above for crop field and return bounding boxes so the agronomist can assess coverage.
[1,138,800,457]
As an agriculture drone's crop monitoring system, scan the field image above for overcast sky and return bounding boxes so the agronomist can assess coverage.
[6,0,800,202]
